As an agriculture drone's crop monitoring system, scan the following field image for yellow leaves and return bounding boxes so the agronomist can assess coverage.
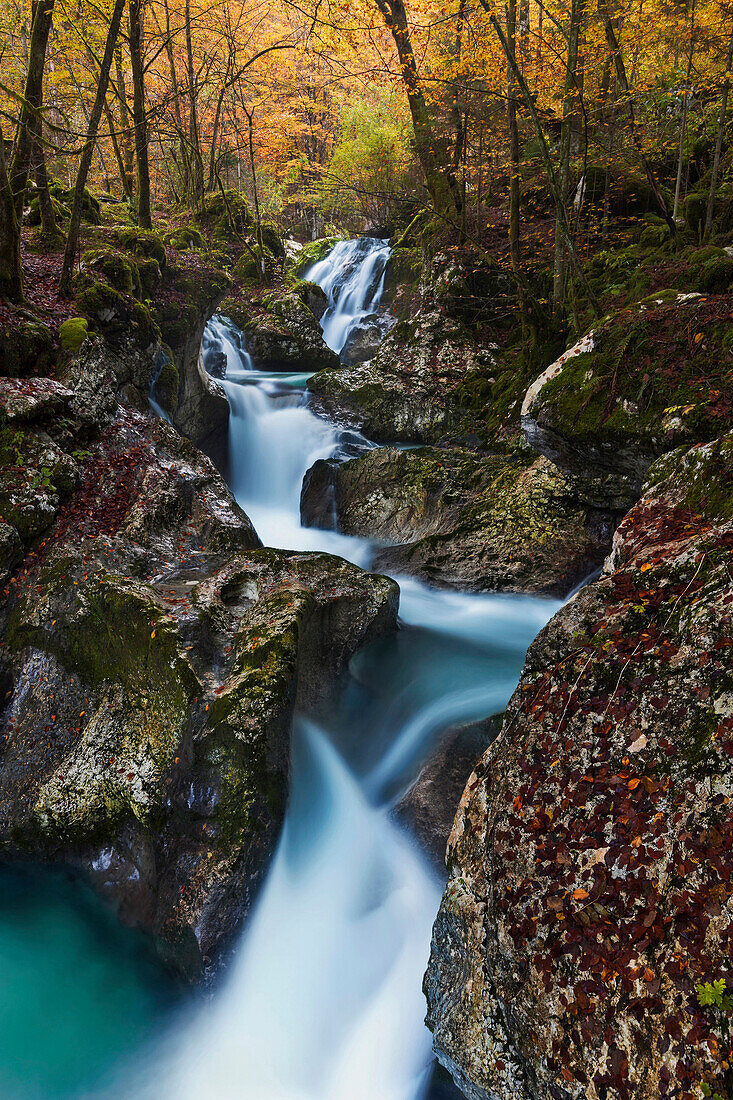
[572,887,589,901]
[150,629,156,638]
[640,562,652,572]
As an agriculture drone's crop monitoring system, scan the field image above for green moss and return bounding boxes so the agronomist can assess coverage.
[258,222,285,259]
[77,281,127,327]
[165,225,206,250]
[136,256,162,297]
[112,227,166,270]
[60,186,101,225]
[59,317,88,353]
[81,248,140,296]
[0,318,54,377]
[24,195,70,227]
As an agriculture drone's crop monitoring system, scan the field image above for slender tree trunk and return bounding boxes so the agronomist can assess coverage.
[33,137,57,235]
[672,0,696,225]
[60,0,126,296]
[115,47,135,196]
[599,0,676,235]
[129,0,151,227]
[553,0,586,311]
[704,19,733,241]
[374,0,462,225]
[185,0,203,203]
[507,0,521,274]
[0,125,23,301]
[104,99,130,199]
[480,0,602,316]
[10,0,55,219]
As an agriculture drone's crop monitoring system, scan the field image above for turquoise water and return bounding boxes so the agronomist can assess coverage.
[0,867,180,1100]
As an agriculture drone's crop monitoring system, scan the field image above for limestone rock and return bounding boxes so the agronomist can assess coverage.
[308,311,499,445]
[522,291,733,510]
[425,429,733,1100]
[0,390,397,980]
[302,446,617,596]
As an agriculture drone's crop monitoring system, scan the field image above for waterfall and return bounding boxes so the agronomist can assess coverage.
[115,241,560,1100]
[304,237,391,354]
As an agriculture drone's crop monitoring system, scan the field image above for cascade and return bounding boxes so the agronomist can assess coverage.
[122,240,559,1100]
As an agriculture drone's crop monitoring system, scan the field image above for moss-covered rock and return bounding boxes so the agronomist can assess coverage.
[165,225,206,251]
[77,281,160,350]
[59,317,89,354]
[303,446,617,596]
[522,292,733,508]
[425,427,733,1100]
[218,290,339,373]
[60,185,101,225]
[80,248,141,297]
[112,227,166,271]
[24,194,70,227]
[0,315,54,377]
[308,310,499,445]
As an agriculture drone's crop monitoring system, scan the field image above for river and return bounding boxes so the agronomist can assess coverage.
[0,238,560,1100]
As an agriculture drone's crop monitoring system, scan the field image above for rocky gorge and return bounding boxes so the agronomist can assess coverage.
[1,218,732,1100]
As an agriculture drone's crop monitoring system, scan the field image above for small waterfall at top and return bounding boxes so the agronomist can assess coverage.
[120,239,560,1100]
[306,237,391,354]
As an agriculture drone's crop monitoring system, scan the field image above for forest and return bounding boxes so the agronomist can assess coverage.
[1,1,733,1100]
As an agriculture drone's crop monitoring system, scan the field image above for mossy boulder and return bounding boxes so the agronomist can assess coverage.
[219,291,339,373]
[165,225,206,251]
[80,248,141,297]
[60,185,101,225]
[425,427,733,1100]
[24,194,70,227]
[196,190,254,242]
[292,279,328,322]
[59,317,89,354]
[0,315,54,377]
[0,421,397,978]
[258,222,285,259]
[77,281,160,349]
[308,310,499,445]
[112,227,166,271]
[522,292,733,508]
[303,446,617,596]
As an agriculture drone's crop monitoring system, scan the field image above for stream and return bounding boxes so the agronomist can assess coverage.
[0,238,560,1100]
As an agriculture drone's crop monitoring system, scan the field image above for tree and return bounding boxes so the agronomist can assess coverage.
[9,0,55,217]
[59,0,127,295]
[0,124,23,301]
[129,0,152,226]
[374,0,463,225]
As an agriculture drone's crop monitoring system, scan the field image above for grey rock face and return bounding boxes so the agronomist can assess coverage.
[424,430,733,1100]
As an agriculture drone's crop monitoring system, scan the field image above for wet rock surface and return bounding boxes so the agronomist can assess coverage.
[522,292,733,510]
[302,446,617,597]
[220,289,339,373]
[424,429,733,1100]
[0,339,398,981]
[308,310,499,445]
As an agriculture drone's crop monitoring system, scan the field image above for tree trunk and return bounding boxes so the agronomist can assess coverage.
[507,0,521,274]
[129,0,152,227]
[374,0,462,225]
[0,125,23,301]
[553,0,586,311]
[672,0,696,225]
[704,19,733,241]
[33,137,57,235]
[479,0,602,317]
[60,0,126,296]
[599,0,676,236]
[10,0,55,219]
[185,0,204,203]
[115,47,135,197]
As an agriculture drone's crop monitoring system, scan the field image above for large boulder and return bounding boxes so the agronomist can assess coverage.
[425,429,733,1100]
[302,446,617,596]
[522,291,733,510]
[220,290,338,373]
[308,311,499,445]
[340,313,395,366]
[0,392,398,981]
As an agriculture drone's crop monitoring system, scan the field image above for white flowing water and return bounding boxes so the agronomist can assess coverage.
[305,237,391,353]
[123,241,560,1100]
